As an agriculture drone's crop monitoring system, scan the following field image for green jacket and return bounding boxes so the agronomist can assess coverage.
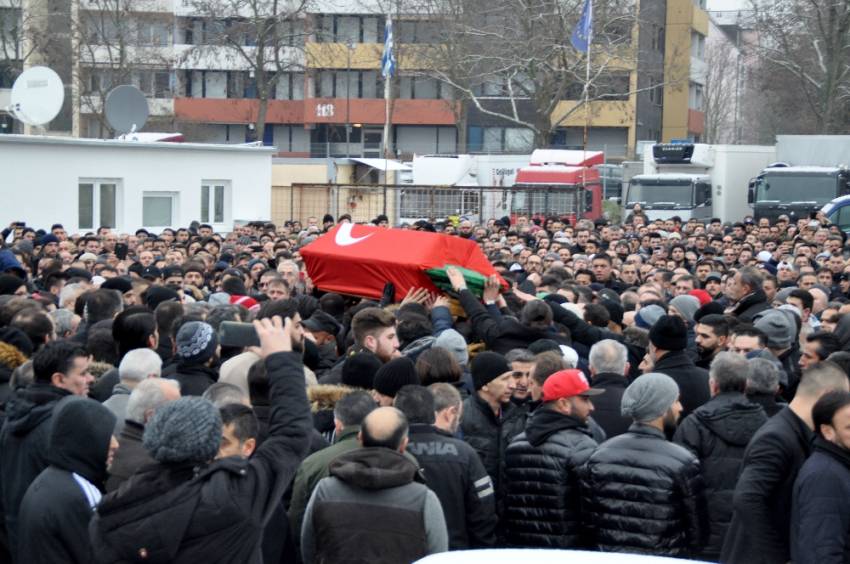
[289,425,361,542]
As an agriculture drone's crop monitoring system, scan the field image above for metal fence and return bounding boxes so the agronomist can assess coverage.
[271,183,592,226]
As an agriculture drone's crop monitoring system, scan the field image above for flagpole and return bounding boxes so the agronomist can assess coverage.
[582,40,591,152]
[383,17,392,160]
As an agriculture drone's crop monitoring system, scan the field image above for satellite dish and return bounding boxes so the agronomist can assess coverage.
[105,85,149,134]
[8,66,64,126]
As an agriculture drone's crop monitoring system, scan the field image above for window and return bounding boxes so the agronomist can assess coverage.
[201,181,230,224]
[136,70,172,97]
[79,180,120,230]
[691,32,705,60]
[275,72,305,100]
[652,25,665,52]
[143,192,177,226]
[650,81,663,106]
[689,81,704,110]
[316,15,384,43]
[137,19,170,46]
[467,126,533,152]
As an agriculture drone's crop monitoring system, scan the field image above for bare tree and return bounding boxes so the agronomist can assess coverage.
[402,0,682,148]
[75,0,175,136]
[703,34,738,143]
[748,0,850,134]
[183,0,309,142]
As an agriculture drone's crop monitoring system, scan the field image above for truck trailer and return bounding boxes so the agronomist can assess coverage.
[625,143,776,223]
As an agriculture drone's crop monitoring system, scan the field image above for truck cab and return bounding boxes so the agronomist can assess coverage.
[624,143,714,221]
[626,173,712,221]
[513,149,604,222]
[751,165,850,222]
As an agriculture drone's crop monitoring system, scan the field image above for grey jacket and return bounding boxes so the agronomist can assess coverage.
[301,447,448,564]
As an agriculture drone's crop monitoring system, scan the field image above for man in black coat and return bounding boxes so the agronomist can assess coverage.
[791,390,850,564]
[395,385,497,550]
[649,315,711,419]
[90,315,312,563]
[502,369,601,548]
[460,352,525,513]
[722,361,850,563]
[724,267,770,323]
[673,352,768,560]
[587,339,632,438]
[106,378,181,492]
[582,372,708,557]
[17,397,117,563]
[0,340,94,557]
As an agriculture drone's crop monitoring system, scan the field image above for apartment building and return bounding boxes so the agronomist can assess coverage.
[662,0,710,142]
[1,0,701,159]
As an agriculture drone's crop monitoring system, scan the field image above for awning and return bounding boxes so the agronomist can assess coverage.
[349,158,412,171]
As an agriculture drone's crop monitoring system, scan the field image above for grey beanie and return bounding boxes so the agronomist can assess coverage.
[434,329,469,367]
[773,287,797,305]
[669,295,700,324]
[621,372,680,422]
[176,321,218,364]
[754,309,797,349]
[143,397,222,463]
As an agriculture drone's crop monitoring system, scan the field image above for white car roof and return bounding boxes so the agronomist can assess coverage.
[416,549,703,564]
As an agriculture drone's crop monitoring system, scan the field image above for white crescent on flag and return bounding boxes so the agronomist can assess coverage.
[334,223,374,247]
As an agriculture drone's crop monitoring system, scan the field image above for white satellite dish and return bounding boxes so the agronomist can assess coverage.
[8,66,65,126]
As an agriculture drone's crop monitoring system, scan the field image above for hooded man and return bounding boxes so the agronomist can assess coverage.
[582,372,708,557]
[17,397,117,563]
[502,369,602,548]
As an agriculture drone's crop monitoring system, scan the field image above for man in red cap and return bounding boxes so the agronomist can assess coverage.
[501,369,604,548]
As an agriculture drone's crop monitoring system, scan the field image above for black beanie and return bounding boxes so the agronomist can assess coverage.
[100,276,133,294]
[693,301,725,322]
[471,351,511,390]
[342,352,383,390]
[649,314,687,351]
[373,357,419,398]
[145,285,180,311]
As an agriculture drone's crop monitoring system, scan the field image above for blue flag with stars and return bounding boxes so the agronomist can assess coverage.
[571,0,593,52]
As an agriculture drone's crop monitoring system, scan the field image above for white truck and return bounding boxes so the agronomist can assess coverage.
[750,135,850,222]
[625,143,776,223]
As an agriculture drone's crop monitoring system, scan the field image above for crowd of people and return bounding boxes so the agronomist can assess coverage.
[0,207,849,563]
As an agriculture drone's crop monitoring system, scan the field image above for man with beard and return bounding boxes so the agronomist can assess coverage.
[704,272,724,301]
[581,372,708,557]
[694,315,730,370]
[791,390,850,563]
[319,307,400,385]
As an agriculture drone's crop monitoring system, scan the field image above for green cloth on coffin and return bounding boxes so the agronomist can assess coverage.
[425,265,488,298]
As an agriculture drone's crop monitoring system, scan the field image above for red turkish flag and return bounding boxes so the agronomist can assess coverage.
[300,224,502,301]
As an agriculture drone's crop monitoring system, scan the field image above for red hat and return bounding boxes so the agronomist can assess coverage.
[688,289,712,307]
[542,369,604,402]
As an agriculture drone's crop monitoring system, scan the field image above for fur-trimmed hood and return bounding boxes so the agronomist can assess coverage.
[307,384,353,413]
[0,342,27,372]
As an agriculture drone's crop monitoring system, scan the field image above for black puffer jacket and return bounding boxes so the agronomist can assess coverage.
[673,392,768,559]
[460,394,525,509]
[581,423,708,557]
[503,409,597,548]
